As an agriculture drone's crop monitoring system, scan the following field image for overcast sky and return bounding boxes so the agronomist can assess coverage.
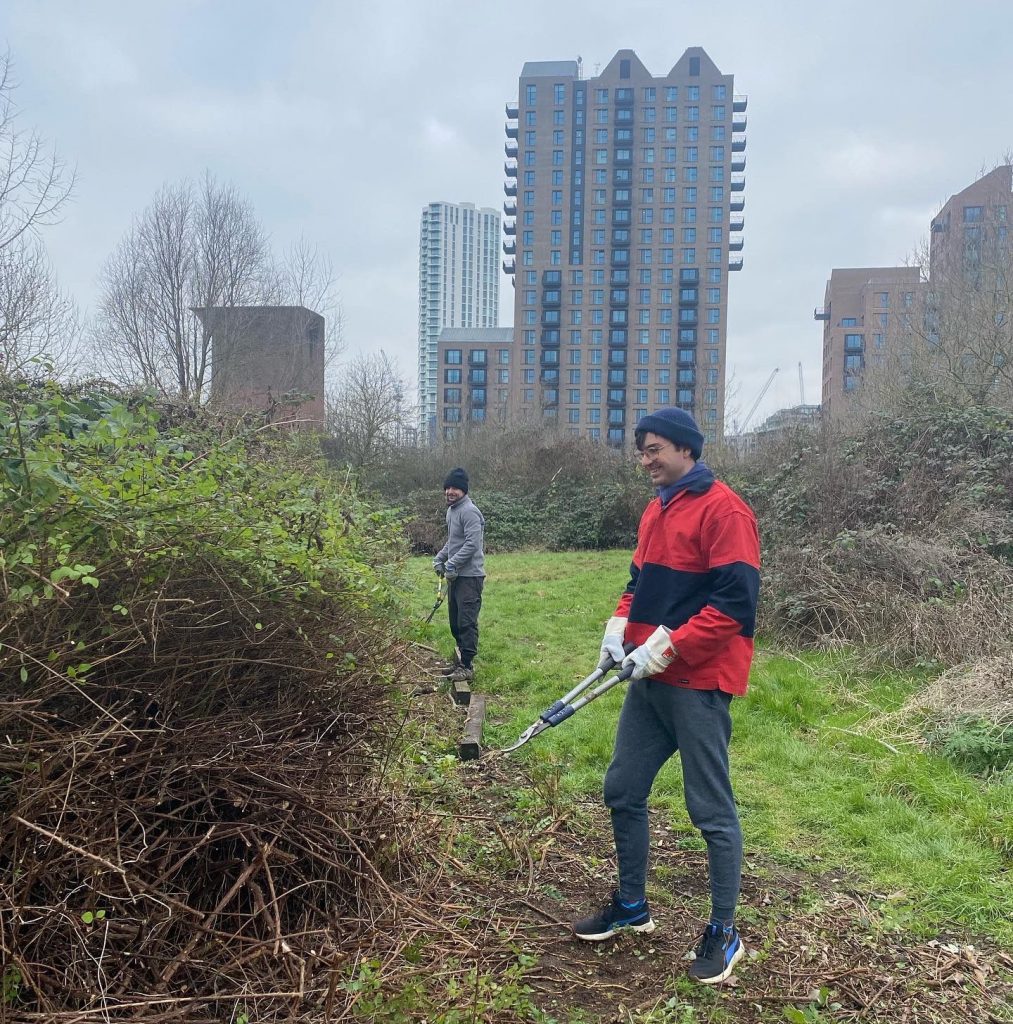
[6,0,1012,424]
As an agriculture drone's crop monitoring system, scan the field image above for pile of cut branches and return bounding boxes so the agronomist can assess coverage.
[0,384,430,1020]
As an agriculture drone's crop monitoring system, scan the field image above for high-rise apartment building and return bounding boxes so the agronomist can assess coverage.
[817,164,1012,428]
[929,164,1011,280]
[503,48,745,445]
[418,202,501,439]
[816,267,922,426]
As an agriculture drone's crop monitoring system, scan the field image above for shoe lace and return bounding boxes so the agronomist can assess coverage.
[694,924,723,960]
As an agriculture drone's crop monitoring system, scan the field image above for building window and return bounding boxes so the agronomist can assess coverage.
[963,206,984,223]
[445,349,462,365]
[525,84,537,104]
[875,292,889,307]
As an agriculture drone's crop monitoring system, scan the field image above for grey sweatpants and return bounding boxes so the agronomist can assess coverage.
[604,679,742,920]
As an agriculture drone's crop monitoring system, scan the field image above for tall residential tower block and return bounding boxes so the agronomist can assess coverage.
[418,202,501,440]
[504,48,746,444]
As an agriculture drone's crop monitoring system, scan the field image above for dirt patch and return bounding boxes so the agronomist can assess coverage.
[410,677,1013,1024]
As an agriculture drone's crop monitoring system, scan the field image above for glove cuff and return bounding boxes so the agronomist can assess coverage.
[604,615,628,638]
[645,624,676,661]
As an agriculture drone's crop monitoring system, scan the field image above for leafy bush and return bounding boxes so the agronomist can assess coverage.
[925,716,1013,776]
[0,381,416,1017]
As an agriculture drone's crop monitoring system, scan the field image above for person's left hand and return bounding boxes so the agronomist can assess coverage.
[444,565,459,582]
[622,625,677,680]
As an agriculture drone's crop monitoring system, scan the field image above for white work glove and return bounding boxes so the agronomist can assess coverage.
[597,616,628,671]
[622,625,677,680]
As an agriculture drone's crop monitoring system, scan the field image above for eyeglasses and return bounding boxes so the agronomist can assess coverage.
[636,443,672,462]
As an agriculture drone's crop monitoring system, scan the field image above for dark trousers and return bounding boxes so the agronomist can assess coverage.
[448,576,483,667]
[604,679,742,920]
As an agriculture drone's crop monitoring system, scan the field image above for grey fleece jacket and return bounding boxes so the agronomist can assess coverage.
[435,495,486,578]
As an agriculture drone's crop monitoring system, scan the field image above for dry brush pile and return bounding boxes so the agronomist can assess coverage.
[0,384,431,1021]
[729,395,1013,670]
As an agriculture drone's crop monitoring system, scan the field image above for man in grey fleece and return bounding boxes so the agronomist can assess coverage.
[432,467,485,682]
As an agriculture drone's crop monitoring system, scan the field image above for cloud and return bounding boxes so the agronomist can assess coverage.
[423,118,462,150]
[818,136,942,189]
[138,88,328,142]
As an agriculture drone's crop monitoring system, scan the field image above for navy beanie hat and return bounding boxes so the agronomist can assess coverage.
[635,407,705,460]
[443,467,469,492]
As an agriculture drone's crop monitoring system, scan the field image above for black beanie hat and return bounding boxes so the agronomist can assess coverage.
[443,467,469,492]
[635,408,705,460]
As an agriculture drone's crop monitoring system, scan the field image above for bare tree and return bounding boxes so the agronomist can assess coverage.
[0,52,76,376]
[324,351,415,468]
[860,224,1013,415]
[276,236,343,372]
[93,172,274,400]
[0,241,78,373]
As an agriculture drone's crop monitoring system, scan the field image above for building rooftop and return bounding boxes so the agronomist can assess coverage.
[520,60,579,78]
[438,327,514,343]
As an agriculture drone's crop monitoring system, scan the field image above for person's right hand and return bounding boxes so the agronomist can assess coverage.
[433,558,446,577]
[597,616,628,671]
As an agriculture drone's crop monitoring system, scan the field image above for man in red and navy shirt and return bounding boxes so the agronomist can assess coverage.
[572,407,760,987]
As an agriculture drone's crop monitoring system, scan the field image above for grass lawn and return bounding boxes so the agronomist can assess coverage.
[410,550,1013,947]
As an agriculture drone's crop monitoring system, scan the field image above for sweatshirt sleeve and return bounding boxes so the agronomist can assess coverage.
[669,510,760,666]
[614,503,653,617]
[447,507,483,569]
[435,509,451,563]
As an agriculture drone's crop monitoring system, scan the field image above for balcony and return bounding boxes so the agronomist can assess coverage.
[732,114,747,133]
[502,258,515,275]
[733,94,748,113]
[505,121,518,140]
[504,160,518,178]
[679,312,699,326]
[506,101,519,118]
[814,307,830,321]
[502,240,516,256]
[731,154,746,172]
[504,180,517,197]
[730,194,745,212]
[728,235,744,252]
[615,90,634,107]
[729,215,744,232]
[731,133,746,152]
[503,219,516,236]
[728,257,743,271]
[607,391,627,407]
[730,175,746,192]
[503,199,517,217]
[504,140,518,159]
[540,329,560,346]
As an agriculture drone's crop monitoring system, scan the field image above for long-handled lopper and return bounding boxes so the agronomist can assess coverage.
[501,643,636,754]
[423,575,446,624]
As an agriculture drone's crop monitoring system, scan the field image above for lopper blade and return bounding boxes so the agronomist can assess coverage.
[500,718,550,754]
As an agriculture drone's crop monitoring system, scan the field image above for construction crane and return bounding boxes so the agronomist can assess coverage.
[798,361,806,406]
[739,367,779,433]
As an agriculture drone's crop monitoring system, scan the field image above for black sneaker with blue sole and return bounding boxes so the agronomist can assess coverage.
[688,923,745,984]
[572,892,655,942]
